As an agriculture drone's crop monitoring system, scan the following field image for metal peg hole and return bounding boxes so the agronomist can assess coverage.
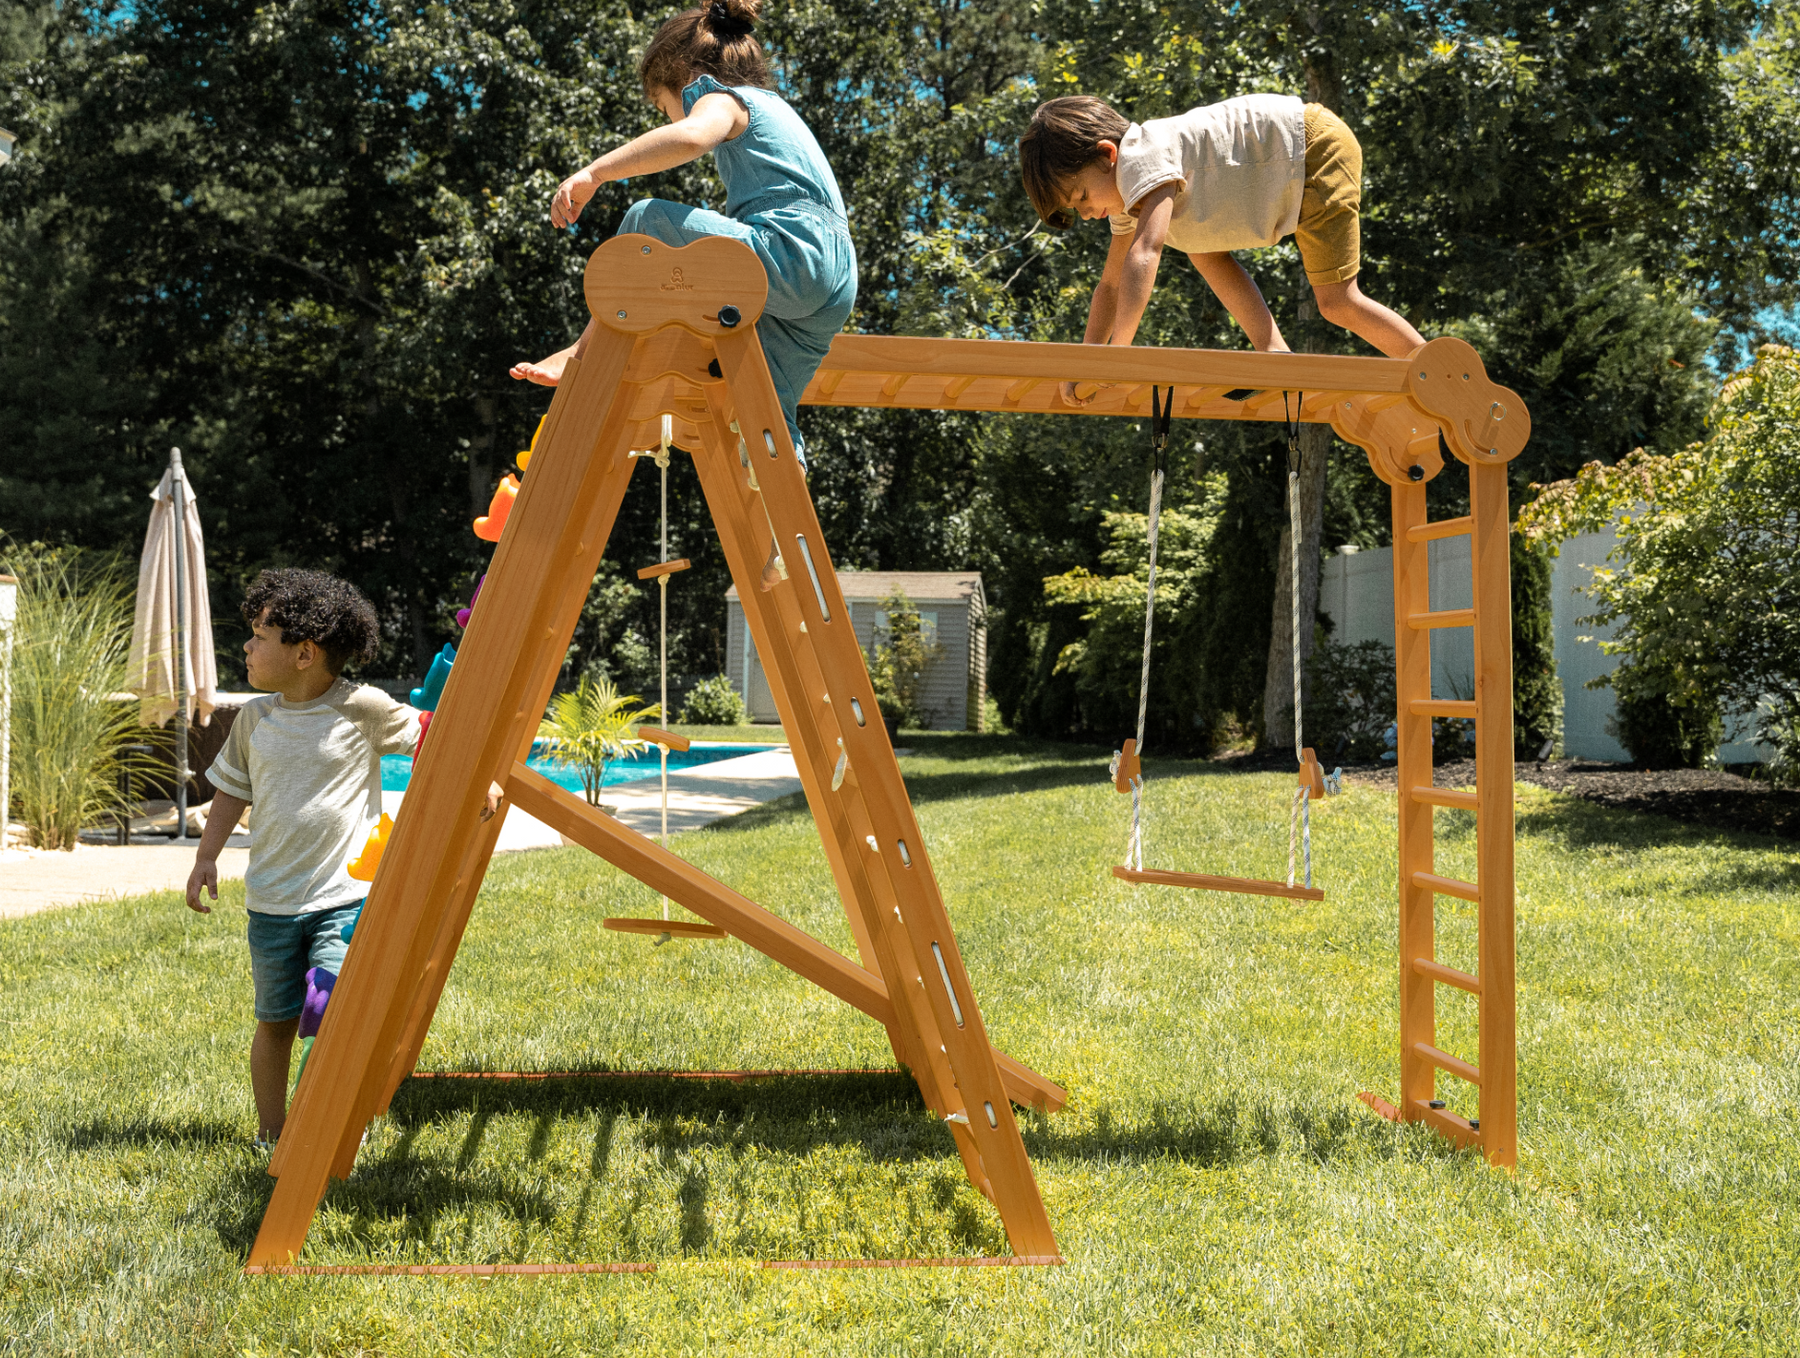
[794,534,830,622]
[850,697,866,726]
[930,942,965,1027]
[763,429,777,457]
[832,740,848,791]
[984,1101,997,1129]
[896,839,911,867]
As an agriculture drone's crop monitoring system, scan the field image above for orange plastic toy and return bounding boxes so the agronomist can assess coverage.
[472,475,519,542]
[346,813,393,883]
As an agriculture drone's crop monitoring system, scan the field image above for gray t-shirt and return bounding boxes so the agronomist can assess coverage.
[208,678,422,915]
[1109,93,1306,255]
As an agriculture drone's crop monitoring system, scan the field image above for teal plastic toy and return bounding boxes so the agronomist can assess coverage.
[409,644,455,712]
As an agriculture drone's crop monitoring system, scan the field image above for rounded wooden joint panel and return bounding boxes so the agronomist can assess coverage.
[1330,396,1447,488]
[1402,337,1530,466]
[587,235,770,337]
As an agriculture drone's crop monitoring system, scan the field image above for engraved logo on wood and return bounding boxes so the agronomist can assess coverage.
[661,267,695,292]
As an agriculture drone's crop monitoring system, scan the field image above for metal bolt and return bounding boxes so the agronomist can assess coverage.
[1407,463,1425,482]
[641,245,651,254]
[616,309,627,319]
[1428,1099,1446,1109]
[718,305,741,328]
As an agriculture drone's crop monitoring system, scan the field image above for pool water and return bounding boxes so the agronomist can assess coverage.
[380,743,775,795]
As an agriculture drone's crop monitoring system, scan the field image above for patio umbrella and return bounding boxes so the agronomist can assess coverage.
[129,447,217,837]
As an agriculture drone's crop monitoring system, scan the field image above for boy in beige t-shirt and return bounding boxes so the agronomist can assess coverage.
[184,569,421,1146]
[1018,93,1425,404]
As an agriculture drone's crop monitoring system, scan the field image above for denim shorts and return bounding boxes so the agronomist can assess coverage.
[246,902,364,1023]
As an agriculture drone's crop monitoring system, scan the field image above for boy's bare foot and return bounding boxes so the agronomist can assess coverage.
[509,346,575,386]
[760,539,783,591]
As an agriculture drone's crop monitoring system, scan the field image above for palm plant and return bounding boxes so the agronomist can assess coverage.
[4,544,162,849]
[535,676,660,807]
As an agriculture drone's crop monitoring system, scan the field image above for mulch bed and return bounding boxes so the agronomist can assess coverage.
[1206,749,1800,843]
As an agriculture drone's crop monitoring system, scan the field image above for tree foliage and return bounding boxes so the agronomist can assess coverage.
[2,0,1795,748]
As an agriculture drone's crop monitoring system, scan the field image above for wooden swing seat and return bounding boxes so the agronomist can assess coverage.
[1111,864,1324,902]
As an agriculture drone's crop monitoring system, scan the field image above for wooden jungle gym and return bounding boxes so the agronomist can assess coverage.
[246,234,1529,1272]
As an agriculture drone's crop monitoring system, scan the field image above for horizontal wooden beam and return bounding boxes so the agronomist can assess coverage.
[801,335,1411,423]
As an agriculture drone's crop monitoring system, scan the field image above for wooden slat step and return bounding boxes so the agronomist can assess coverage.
[1411,785,1477,809]
[1412,871,1479,902]
[605,918,727,940]
[1413,1041,1481,1085]
[1407,608,1475,630]
[1406,515,1472,543]
[1409,699,1476,718]
[1409,1100,1482,1148]
[1411,956,1481,994]
[1113,865,1324,903]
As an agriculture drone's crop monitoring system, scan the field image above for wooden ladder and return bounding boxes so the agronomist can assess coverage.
[1347,413,1519,1167]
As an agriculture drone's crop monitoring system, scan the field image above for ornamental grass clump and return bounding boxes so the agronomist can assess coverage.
[3,543,159,849]
[536,676,660,806]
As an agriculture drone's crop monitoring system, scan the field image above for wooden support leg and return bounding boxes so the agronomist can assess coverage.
[249,328,643,1267]
[713,328,1058,1257]
[1391,481,1438,1122]
[1470,461,1517,1167]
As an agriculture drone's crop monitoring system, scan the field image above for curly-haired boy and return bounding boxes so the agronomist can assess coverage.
[184,568,420,1147]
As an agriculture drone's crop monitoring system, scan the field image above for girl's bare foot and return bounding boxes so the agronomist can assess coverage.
[509,346,576,386]
[760,538,783,591]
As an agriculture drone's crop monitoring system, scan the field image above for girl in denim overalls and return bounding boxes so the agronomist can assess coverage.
[513,0,857,512]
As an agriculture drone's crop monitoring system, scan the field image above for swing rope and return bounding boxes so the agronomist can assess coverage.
[1122,386,1171,873]
[1283,392,1312,892]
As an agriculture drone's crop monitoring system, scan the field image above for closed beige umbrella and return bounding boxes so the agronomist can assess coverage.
[129,448,217,836]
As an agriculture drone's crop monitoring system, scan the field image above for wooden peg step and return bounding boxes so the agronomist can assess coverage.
[637,558,691,580]
[638,726,691,751]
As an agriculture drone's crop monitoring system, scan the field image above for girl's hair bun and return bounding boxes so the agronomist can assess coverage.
[706,0,759,34]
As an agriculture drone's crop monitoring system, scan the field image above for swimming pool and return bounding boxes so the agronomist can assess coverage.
[380,743,776,795]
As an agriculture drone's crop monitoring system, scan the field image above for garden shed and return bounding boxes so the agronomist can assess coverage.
[724,571,987,730]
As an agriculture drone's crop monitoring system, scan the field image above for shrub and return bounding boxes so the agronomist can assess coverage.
[1518,344,1800,769]
[868,588,945,728]
[1304,640,1396,761]
[677,675,746,726]
[3,544,159,848]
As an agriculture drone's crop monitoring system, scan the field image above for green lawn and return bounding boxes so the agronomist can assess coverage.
[2,733,1797,1354]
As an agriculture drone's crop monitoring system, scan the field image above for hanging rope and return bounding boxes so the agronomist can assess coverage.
[1119,387,1172,873]
[1283,392,1312,891]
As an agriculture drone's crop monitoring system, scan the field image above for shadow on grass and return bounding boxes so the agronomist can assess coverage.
[1520,798,1800,887]
[380,1072,1395,1171]
[60,1116,244,1151]
[702,743,1130,835]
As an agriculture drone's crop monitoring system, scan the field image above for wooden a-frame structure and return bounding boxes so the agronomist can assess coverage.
[247,234,1528,1272]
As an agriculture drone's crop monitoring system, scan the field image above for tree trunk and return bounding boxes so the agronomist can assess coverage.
[1260,29,1341,753]
[1261,395,1330,753]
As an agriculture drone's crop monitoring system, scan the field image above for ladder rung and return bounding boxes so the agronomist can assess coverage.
[1411,957,1480,995]
[1411,785,1477,810]
[1414,1042,1481,1086]
[1407,609,1475,630]
[1406,515,1472,543]
[1412,871,1479,902]
[1409,699,1476,718]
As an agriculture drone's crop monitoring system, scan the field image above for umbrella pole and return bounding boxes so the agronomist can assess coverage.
[171,447,191,839]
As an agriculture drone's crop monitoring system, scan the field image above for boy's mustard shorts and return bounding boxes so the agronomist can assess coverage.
[1297,104,1362,286]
